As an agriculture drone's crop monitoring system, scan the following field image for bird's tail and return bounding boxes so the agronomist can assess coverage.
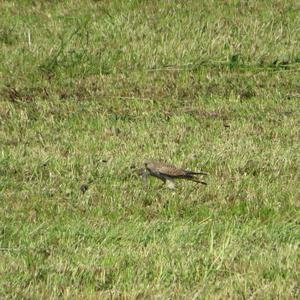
[188,177,207,185]
[186,170,208,176]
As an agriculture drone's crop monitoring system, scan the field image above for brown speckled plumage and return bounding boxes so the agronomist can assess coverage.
[144,160,207,186]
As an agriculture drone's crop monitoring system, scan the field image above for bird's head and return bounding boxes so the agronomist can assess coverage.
[144,160,152,170]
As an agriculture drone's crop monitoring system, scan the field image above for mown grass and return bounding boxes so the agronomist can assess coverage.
[0,0,300,299]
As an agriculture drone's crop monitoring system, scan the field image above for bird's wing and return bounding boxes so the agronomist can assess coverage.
[156,163,186,177]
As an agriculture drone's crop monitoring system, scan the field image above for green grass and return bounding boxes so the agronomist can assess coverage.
[0,0,300,298]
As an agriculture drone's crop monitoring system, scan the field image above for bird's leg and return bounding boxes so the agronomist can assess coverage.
[157,177,176,190]
[157,177,167,189]
[165,179,176,190]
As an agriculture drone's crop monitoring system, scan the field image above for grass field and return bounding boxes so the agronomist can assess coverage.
[0,1,300,299]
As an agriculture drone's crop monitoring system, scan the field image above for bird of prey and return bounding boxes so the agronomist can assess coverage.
[144,160,207,189]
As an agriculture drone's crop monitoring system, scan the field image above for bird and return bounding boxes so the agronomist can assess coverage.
[144,160,208,189]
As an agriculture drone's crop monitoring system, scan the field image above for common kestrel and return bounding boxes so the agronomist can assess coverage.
[144,160,207,188]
